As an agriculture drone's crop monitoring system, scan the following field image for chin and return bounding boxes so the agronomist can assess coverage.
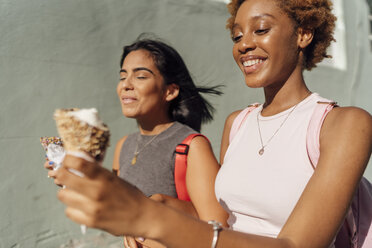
[244,78,265,88]
[121,109,137,119]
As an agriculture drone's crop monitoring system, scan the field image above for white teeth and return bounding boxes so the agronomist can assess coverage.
[243,59,263,67]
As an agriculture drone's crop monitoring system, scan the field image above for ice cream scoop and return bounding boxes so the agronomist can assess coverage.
[54,108,110,162]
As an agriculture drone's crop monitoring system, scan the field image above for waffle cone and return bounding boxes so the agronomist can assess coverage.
[54,108,110,162]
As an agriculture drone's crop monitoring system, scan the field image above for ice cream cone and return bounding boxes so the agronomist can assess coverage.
[54,108,110,162]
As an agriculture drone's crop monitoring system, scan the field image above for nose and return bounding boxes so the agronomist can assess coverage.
[120,76,134,91]
[237,34,256,54]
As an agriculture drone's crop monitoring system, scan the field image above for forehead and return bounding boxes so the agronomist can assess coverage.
[122,49,156,69]
[235,0,283,23]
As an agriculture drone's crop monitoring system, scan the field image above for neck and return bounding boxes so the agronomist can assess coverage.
[262,65,311,116]
[137,117,174,135]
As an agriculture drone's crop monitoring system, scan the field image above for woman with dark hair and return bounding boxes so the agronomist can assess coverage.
[54,0,371,247]
[45,37,227,248]
[113,38,227,247]
[118,38,220,133]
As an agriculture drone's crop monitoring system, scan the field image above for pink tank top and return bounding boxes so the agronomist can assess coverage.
[215,93,331,238]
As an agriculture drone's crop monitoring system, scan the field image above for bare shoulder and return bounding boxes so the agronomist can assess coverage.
[220,109,244,164]
[323,106,372,134]
[224,109,244,127]
[115,136,128,149]
[222,109,244,137]
[320,106,372,167]
[187,134,219,163]
[114,135,128,155]
[188,135,212,152]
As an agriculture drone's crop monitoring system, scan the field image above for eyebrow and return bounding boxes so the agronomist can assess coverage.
[252,13,276,21]
[120,67,155,75]
[233,13,277,30]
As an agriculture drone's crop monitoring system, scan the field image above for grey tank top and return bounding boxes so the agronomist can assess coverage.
[119,122,197,197]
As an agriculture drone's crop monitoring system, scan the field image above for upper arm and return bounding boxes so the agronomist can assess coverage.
[220,110,242,164]
[186,136,229,226]
[279,107,372,247]
[112,136,127,176]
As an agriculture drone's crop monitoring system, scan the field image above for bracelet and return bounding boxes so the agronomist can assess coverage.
[208,220,223,248]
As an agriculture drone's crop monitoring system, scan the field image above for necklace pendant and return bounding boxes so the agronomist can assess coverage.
[131,154,138,165]
[259,148,264,155]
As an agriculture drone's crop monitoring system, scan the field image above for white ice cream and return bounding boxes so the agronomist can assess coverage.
[67,108,108,130]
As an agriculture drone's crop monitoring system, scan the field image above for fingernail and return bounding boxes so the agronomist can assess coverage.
[49,161,54,165]
[137,237,145,242]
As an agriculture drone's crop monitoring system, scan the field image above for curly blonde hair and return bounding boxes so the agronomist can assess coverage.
[226,0,336,70]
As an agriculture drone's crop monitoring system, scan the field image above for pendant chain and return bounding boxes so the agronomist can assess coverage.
[256,93,310,155]
[131,132,161,165]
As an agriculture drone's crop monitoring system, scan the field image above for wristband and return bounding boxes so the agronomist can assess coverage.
[208,220,222,248]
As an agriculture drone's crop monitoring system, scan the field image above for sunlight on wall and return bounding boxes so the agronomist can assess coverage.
[319,0,347,70]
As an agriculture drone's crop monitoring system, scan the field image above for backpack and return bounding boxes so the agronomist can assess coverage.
[229,101,372,248]
[174,133,209,201]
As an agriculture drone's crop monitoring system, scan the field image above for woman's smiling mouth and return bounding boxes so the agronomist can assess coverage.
[121,96,137,104]
[241,58,266,74]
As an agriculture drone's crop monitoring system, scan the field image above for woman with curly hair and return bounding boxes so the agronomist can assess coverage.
[54,0,372,247]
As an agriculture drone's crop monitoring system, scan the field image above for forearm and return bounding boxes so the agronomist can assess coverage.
[147,202,213,248]
[56,156,295,248]
[147,202,294,248]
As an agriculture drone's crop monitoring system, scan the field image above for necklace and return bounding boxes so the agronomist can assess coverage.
[256,95,309,155]
[131,133,160,165]
[130,122,174,165]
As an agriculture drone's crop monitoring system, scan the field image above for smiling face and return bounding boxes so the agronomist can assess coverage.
[232,0,301,89]
[117,49,170,121]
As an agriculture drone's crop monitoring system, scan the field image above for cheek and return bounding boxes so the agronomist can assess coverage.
[138,85,161,104]
[273,30,298,56]
[261,35,271,46]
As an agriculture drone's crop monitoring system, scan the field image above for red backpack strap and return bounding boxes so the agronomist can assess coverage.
[229,103,260,143]
[306,101,337,168]
[174,133,209,201]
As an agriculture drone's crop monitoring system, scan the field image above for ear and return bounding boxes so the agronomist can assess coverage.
[297,28,314,49]
[165,83,180,102]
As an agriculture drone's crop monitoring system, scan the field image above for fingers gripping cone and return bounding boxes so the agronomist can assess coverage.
[54,108,110,234]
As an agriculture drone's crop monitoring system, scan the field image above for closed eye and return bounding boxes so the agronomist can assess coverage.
[232,34,242,43]
[255,29,270,35]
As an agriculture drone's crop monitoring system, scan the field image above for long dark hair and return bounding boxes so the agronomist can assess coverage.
[120,37,222,132]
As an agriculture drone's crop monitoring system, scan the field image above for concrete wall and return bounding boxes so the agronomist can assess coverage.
[0,0,370,247]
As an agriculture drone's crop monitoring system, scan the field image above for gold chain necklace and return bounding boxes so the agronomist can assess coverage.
[256,93,311,155]
[131,133,160,165]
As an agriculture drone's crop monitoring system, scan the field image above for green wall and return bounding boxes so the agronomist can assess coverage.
[0,0,371,247]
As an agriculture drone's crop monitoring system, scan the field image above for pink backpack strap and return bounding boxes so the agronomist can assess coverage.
[229,103,260,143]
[306,101,337,168]
[174,133,209,201]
